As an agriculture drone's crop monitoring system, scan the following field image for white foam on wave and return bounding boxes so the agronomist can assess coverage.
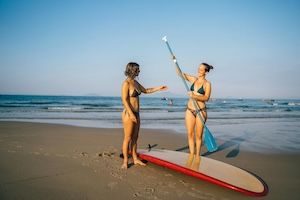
[47,107,83,111]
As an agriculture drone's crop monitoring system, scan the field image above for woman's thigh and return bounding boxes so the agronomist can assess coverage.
[132,114,140,141]
[195,111,207,138]
[122,110,136,138]
[185,110,196,135]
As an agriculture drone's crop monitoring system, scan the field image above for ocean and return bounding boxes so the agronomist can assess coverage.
[1,95,300,153]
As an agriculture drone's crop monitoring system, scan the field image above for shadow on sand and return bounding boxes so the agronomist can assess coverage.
[175,132,254,158]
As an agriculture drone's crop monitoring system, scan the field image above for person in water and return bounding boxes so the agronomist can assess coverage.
[176,63,213,156]
[121,62,168,169]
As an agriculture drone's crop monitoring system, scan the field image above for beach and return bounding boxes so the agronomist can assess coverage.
[0,121,299,200]
[1,0,300,199]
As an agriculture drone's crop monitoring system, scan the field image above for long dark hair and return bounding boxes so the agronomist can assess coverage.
[124,62,140,79]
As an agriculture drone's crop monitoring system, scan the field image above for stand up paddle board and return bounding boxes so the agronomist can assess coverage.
[138,149,268,196]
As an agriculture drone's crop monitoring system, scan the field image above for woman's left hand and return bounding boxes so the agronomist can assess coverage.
[188,91,194,98]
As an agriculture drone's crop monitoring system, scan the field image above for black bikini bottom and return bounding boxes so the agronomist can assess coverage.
[186,107,206,118]
[124,109,139,117]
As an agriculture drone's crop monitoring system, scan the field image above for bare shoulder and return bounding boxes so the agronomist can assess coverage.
[205,80,211,85]
[189,75,198,83]
[122,80,129,87]
[204,80,211,88]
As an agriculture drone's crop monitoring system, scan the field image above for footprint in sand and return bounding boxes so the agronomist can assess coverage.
[144,187,157,199]
[133,192,142,197]
[133,188,159,200]
[145,187,155,194]
[98,151,115,158]
[81,152,89,157]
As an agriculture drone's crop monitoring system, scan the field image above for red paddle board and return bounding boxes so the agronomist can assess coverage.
[138,149,268,196]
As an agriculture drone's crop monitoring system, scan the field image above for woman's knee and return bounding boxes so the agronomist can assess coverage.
[186,131,194,139]
[123,135,132,142]
[195,130,203,140]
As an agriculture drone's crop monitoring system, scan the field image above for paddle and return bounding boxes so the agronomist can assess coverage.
[162,36,218,152]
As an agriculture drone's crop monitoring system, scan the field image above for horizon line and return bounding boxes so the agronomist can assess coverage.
[1,93,300,100]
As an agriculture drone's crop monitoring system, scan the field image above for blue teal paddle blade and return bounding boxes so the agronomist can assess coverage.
[204,127,218,152]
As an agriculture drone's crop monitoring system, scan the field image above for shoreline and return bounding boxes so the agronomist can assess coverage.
[0,121,299,199]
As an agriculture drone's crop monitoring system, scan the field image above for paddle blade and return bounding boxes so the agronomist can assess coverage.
[204,127,218,152]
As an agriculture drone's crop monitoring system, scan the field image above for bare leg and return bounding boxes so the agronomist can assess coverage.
[131,114,146,166]
[186,153,194,168]
[185,110,196,155]
[195,112,207,156]
[195,119,204,156]
[121,110,135,169]
[191,155,201,171]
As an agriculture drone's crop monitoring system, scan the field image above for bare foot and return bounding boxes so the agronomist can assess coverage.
[133,159,146,166]
[121,163,128,169]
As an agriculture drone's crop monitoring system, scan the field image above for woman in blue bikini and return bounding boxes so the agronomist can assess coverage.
[177,63,213,156]
[121,62,167,169]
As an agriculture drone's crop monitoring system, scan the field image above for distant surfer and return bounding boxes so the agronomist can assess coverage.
[176,63,213,156]
[121,62,168,169]
[167,99,173,106]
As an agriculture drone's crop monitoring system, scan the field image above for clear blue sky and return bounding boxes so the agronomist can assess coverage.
[1,0,299,98]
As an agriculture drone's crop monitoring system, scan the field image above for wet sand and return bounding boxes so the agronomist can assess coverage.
[0,121,299,200]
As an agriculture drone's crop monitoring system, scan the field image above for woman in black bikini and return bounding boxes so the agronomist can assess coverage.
[121,62,167,169]
[177,63,213,156]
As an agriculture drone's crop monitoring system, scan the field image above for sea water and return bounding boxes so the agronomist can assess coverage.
[1,95,300,153]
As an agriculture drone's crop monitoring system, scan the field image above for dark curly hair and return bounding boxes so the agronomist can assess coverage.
[124,62,140,78]
[202,63,214,72]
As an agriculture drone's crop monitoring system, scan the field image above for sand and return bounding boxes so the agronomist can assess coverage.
[0,121,299,200]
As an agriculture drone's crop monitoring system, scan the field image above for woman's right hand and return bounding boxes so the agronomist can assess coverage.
[129,113,137,123]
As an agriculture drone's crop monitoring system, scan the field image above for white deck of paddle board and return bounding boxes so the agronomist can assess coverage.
[138,149,264,193]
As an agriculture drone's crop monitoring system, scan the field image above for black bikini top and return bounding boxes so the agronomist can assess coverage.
[190,81,205,95]
[130,80,141,97]
[130,89,141,97]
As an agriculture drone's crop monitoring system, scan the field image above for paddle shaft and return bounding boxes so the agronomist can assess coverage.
[163,37,217,152]
[164,40,207,125]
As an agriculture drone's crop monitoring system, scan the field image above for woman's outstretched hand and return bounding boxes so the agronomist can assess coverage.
[160,86,168,91]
